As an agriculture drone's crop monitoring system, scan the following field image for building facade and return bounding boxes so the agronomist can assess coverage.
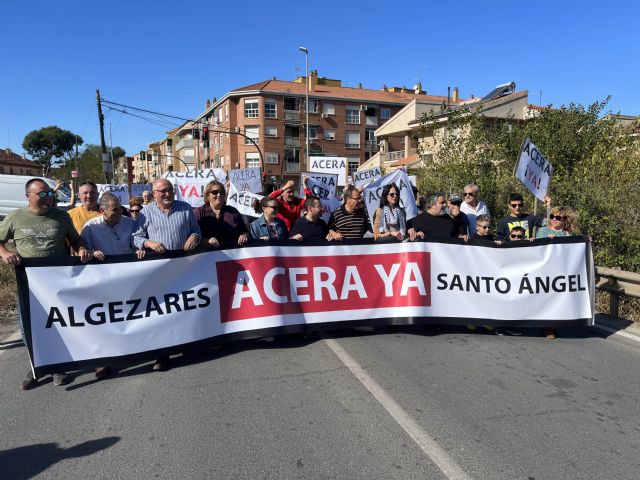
[0,148,41,176]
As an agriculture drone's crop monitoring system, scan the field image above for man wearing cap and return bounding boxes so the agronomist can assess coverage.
[409,192,460,241]
[460,183,490,235]
[267,178,312,232]
[447,193,471,240]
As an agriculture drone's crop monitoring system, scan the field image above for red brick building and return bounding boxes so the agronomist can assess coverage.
[192,72,455,181]
[0,148,41,176]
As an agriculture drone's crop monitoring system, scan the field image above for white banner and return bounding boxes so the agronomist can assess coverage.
[19,239,593,374]
[229,167,262,193]
[163,168,227,207]
[354,166,382,188]
[97,184,130,206]
[515,138,553,201]
[363,170,418,226]
[309,156,348,187]
[226,182,263,217]
[130,184,152,199]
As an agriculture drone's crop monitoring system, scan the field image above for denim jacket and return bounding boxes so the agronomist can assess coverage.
[249,215,288,240]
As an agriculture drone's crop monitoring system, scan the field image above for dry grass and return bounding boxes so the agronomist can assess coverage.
[0,260,18,315]
[596,291,640,322]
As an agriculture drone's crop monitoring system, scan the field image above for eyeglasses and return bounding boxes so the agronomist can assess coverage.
[388,192,398,197]
[510,234,524,239]
[154,188,173,194]
[464,192,477,197]
[550,214,566,221]
[510,203,523,209]
[130,208,141,213]
[266,204,279,209]
[449,202,461,207]
[477,224,491,229]
[210,190,225,196]
[31,190,55,198]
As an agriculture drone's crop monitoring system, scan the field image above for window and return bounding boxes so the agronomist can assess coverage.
[265,99,277,118]
[245,126,259,145]
[266,152,279,164]
[381,108,391,119]
[218,109,223,124]
[365,129,376,142]
[345,131,360,149]
[347,157,360,175]
[246,152,260,168]
[244,99,259,118]
[284,97,298,110]
[346,106,360,124]
[265,125,277,137]
[308,100,319,113]
[323,103,335,115]
[224,104,229,122]
[324,129,335,141]
[305,125,319,139]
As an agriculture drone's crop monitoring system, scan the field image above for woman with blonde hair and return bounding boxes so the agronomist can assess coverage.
[536,206,579,239]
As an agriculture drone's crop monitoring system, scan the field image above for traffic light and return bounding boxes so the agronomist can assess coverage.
[192,128,200,140]
[202,126,209,141]
[126,157,134,184]
[140,151,146,161]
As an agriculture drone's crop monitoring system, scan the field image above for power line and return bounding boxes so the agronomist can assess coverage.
[101,99,191,123]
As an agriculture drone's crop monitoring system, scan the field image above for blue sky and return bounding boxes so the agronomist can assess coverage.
[1,0,638,158]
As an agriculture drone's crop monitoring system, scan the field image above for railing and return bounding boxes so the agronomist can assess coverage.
[284,110,300,121]
[175,138,194,151]
[596,266,640,318]
[284,136,300,147]
[345,143,361,149]
[284,161,301,172]
[365,140,379,152]
[365,116,378,126]
[383,150,405,161]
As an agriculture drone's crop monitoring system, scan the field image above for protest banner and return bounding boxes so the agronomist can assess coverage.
[226,182,263,217]
[309,156,348,187]
[229,167,262,193]
[299,172,338,200]
[515,138,553,202]
[130,184,152,199]
[17,238,594,376]
[354,166,382,188]
[163,168,227,207]
[363,170,418,227]
[97,184,130,206]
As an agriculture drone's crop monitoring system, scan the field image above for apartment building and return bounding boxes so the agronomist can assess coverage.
[191,71,456,181]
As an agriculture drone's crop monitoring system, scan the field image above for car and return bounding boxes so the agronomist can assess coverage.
[0,174,72,221]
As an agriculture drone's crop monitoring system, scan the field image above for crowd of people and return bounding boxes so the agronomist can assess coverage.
[0,176,582,390]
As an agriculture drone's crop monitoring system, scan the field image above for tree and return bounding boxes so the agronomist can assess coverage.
[22,126,83,177]
[56,144,126,184]
[415,98,640,272]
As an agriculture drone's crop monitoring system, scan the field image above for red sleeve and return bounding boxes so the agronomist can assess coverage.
[268,189,283,199]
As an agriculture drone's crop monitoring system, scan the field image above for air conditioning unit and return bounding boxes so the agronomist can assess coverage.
[360,105,367,111]
[321,113,329,118]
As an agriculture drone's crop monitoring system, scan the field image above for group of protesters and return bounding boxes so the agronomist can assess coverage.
[0,174,581,390]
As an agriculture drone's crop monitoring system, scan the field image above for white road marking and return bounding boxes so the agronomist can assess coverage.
[322,334,473,480]
[592,323,640,342]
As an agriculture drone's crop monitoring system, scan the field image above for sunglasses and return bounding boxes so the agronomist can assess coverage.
[210,190,225,196]
[510,234,524,239]
[388,192,398,197]
[130,208,142,213]
[464,192,476,197]
[510,203,523,208]
[477,224,491,229]
[266,204,279,209]
[32,191,55,198]
[550,214,565,221]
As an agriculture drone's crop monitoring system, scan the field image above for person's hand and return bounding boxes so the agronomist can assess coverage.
[208,237,220,248]
[78,248,92,263]
[494,240,503,246]
[328,230,343,241]
[53,179,63,191]
[238,233,249,246]
[303,176,309,187]
[283,180,294,190]
[393,231,405,241]
[92,250,106,261]
[544,194,552,207]
[415,231,425,240]
[146,240,166,254]
[0,251,21,266]
[460,234,469,242]
[290,233,303,241]
[184,234,199,252]
[260,235,269,241]
[547,234,556,239]
[408,228,417,242]
[136,249,146,260]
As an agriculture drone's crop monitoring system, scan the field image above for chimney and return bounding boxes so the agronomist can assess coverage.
[205,99,211,110]
[309,70,318,92]
[358,82,362,89]
[452,87,459,102]
[414,81,423,94]
[212,97,216,104]
[382,84,388,92]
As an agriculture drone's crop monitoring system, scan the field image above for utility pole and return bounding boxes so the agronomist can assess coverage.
[96,89,111,183]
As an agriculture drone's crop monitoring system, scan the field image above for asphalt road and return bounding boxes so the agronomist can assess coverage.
[2,319,640,480]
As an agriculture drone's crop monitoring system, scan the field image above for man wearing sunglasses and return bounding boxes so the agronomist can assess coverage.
[496,193,548,241]
[267,177,313,233]
[460,183,490,235]
[0,178,91,390]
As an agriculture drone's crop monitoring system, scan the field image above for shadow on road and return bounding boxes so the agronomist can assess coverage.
[0,436,120,480]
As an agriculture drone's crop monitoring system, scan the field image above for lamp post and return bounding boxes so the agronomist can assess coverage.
[299,46,309,171]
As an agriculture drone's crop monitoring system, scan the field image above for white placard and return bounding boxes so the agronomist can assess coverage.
[354,166,382,188]
[130,184,152,199]
[515,138,553,202]
[97,184,130,206]
[299,172,338,200]
[229,167,262,193]
[363,170,418,226]
[309,156,348,187]
[163,168,227,207]
[226,182,263,217]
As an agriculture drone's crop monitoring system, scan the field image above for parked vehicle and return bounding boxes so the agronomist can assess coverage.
[0,174,72,220]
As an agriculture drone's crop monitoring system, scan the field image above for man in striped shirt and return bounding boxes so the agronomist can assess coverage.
[327,185,372,240]
[132,179,201,254]
[131,178,201,373]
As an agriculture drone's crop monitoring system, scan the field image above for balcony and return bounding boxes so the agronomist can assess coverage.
[365,140,379,152]
[284,110,300,122]
[284,136,300,147]
[345,143,361,149]
[175,138,194,151]
[285,161,301,172]
[365,116,378,126]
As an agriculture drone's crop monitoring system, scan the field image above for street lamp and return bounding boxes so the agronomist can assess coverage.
[299,46,309,171]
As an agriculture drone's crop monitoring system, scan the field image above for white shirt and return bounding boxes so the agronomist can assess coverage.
[460,200,490,235]
[81,216,136,255]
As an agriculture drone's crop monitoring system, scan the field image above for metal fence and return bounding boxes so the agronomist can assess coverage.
[595,266,640,318]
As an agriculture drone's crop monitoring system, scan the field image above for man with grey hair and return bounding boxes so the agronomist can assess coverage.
[81,192,145,379]
[460,183,490,235]
[142,190,153,205]
[409,192,459,241]
[327,185,371,240]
